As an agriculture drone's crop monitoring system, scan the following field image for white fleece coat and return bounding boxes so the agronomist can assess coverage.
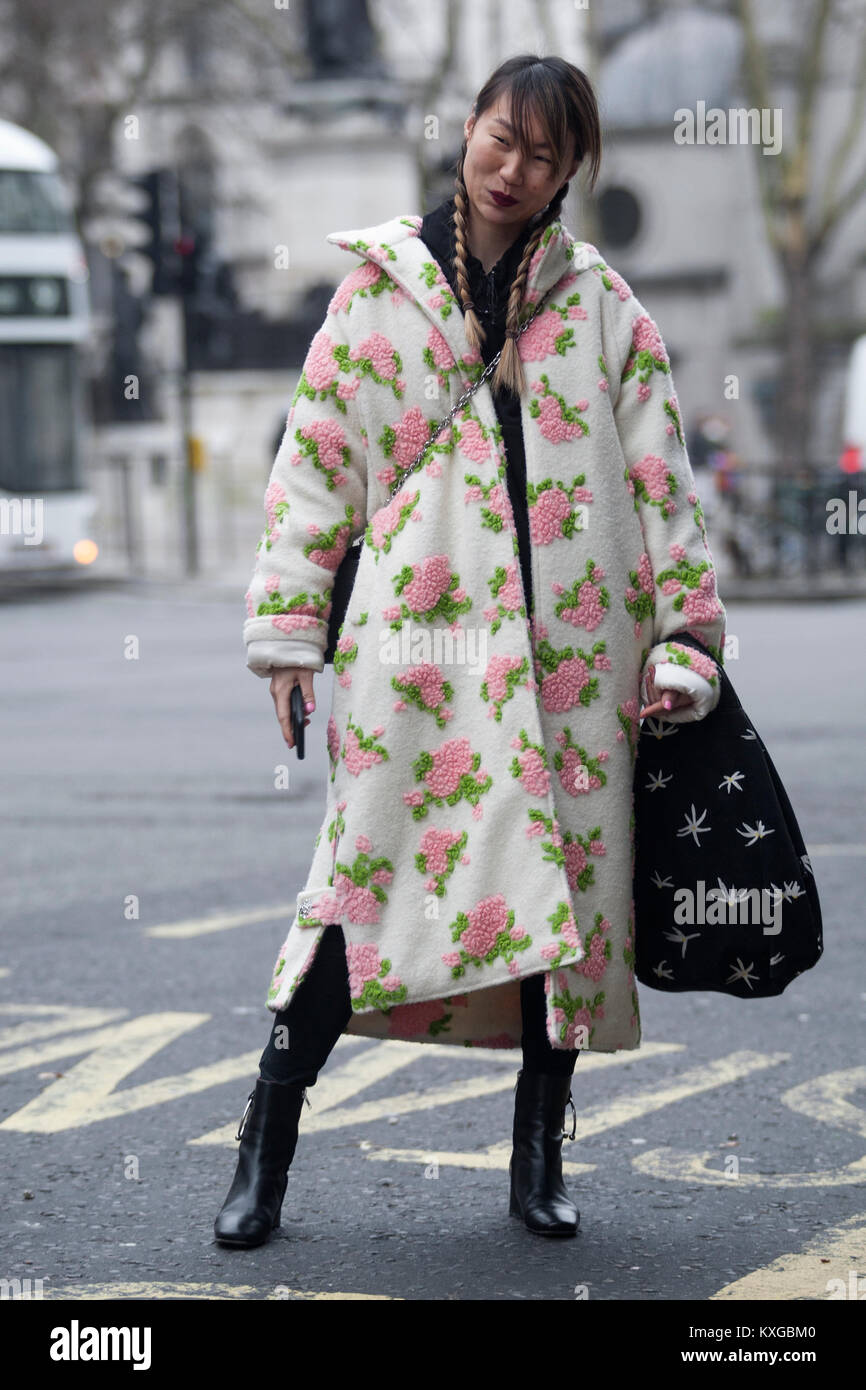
[243,210,727,1052]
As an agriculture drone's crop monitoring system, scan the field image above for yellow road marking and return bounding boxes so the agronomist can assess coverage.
[361,1142,597,1174]
[0,1012,214,1132]
[356,1051,788,1172]
[0,1004,126,1050]
[633,1146,866,1187]
[710,1213,866,1299]
[633,1060,866,1187]
[0,1024,159,1078]
[40,1281,398,1301]
[195,1042,686,1145]
[783,1065,866,1139]
[191,1037,426,1146]
[574,1050,790,1139]
[144,905,294,938]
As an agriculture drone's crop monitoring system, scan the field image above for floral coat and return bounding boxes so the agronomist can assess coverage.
[242,210,728,1052]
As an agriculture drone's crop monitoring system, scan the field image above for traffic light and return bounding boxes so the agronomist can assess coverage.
[126,169,183,295]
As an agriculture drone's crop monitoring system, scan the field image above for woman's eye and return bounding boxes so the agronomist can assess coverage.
[493,135,507,146]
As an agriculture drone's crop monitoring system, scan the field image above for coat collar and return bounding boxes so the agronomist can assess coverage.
[325,207,606,369]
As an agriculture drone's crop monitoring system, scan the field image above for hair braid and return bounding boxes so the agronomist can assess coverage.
[495,180,568,396]
[453,143,485,356]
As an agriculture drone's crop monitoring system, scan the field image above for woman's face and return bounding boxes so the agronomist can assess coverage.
[462,92,580,234]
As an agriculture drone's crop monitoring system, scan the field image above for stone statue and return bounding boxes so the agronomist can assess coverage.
[304,0,387,78]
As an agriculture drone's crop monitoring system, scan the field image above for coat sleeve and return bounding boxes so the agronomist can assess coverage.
[243,297,368,677]
[608,291,727,723]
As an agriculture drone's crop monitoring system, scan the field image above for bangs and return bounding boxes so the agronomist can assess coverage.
[504,68,574,172]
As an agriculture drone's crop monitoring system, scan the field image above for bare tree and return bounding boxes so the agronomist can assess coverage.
[0,0,306,233]
[734,0,866,468]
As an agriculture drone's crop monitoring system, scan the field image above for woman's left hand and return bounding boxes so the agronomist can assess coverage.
[638,678,696,721]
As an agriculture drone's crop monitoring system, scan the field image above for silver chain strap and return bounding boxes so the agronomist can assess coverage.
[385,282,556,503]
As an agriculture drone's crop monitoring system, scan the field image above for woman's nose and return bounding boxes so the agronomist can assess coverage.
[499,153,524,185]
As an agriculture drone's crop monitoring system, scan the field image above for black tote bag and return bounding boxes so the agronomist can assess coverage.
[632,632,823,997]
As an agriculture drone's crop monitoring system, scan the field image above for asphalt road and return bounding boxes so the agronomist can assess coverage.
[1,582,864,1303]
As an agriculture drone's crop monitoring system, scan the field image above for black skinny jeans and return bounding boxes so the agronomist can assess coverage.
[259,923,579,1086]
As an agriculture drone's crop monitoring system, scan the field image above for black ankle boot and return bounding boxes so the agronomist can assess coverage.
[213,1077,309,1248]
[508,1068,580,1236]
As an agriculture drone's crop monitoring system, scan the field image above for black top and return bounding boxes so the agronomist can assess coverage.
[417,196,536,617]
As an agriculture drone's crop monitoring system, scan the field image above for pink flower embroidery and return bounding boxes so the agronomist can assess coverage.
[629,454,672,501]
[326,717,340,764]
[496,561,523,612]
[424,737,475,797]
[395,662,448,709]
[564,840,587,889]
[304,330,340,392]
[427,326,455,371]
[558,580,605,631]
[483,653,523,701]
[294,418,347,474]
[605,268,632,301]
[517,309,565,362]
[418,827,462,874]
[389,405,432,469]
[460,894,509,959]
[345,942,382,994]
[353,332,399,379]
[387,999,446,1039]
[343,729,384,776]
[529,487,573,545]
[681,570,724,624]
[329,262,381,313]
[264,482,287,533]
[402,554,454,613]
[458,418,491,462]
[631,314,669,364]
[369,489,420,550]
[535,397,584,444]
[515,747,550,796]
[540,656,591,713]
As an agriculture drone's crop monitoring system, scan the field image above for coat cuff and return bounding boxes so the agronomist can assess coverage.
[246,639,325,678]
[640,640,721,723]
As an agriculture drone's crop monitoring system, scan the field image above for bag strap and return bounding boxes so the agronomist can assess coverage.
[385,280,558,503]
[343,281,561,551]
[383,280,556,500]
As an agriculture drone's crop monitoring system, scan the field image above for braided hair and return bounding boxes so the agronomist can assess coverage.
[453,161,569,397]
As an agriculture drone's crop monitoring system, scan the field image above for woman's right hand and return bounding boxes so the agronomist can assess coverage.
[269,667,316,749]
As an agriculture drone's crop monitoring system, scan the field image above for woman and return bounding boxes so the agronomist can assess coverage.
[215,54,727,1249]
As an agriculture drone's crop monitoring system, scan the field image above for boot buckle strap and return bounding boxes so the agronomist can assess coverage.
[563,1093,577,1141]
[236,1091,255,1141]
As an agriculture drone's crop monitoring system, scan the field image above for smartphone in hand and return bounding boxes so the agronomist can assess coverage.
[290,683,306,759]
